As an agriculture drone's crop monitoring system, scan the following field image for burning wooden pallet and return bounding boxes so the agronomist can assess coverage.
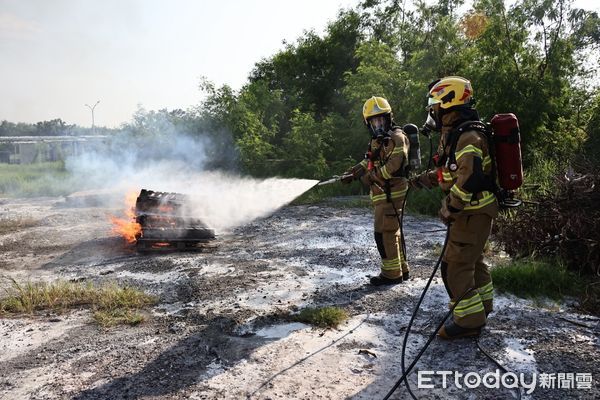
[134,189,215,252]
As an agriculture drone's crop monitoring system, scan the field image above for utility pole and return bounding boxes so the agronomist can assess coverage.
[84,100,100,135]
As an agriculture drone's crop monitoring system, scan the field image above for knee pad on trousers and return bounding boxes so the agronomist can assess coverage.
[374,232,386,258]
[441,261,453,297]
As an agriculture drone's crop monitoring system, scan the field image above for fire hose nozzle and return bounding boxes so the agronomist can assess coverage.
[317,173,354,186]
[317,175,340,186]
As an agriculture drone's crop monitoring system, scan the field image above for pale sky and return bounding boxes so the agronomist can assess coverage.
[0,0,360,127]
[1,0,598,128]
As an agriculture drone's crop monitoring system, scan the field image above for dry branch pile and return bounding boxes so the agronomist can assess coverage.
[495,172,600,276]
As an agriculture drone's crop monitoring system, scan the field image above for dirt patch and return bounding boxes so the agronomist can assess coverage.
[0,197,598,399]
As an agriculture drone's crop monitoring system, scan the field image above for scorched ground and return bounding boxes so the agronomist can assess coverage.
[0,196,598,399]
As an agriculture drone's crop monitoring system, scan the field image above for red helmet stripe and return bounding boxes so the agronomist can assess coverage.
[459,88,471,101]
[431,84,450,94]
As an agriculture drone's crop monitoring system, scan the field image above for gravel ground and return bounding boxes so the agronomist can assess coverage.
[0,196,598,399]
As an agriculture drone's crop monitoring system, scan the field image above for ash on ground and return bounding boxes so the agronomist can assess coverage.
[0,196,598,399]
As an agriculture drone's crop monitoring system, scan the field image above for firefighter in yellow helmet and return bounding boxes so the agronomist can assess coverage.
[410,76,497,338]
[342,96,410,285]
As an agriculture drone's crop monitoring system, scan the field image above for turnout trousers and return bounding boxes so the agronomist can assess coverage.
[373,198,409,279]
[441,213,494,329]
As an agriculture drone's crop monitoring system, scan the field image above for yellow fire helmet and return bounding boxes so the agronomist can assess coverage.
[362,96,392,124]
[427,76,473,109]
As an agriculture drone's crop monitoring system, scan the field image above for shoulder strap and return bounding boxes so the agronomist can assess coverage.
[387,126,409,178]
[448,120,500,197]
[447,120,489,171]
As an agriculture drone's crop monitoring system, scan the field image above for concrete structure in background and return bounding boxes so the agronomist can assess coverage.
[0,136,108,164]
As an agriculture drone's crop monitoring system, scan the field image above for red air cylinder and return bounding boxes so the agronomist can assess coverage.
[491,113,523,191]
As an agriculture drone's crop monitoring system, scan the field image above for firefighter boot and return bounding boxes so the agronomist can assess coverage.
[369,274,403,286]
[438,319,482,340]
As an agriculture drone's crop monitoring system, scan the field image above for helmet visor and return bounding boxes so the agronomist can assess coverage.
[426,96,441,109]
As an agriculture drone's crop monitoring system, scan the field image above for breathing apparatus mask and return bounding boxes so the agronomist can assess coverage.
[368,114,390,141]
[422,100,441,135]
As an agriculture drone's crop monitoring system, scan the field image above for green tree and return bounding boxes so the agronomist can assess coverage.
[281,110,329,178]
[465,0,599,166]
[196,0,599,180]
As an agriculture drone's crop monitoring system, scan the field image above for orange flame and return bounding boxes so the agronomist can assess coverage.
[110,191,142,243]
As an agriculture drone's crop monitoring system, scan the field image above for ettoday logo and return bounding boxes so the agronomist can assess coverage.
[417,370,593,394]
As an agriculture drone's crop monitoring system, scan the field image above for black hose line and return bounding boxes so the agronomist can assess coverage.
[477,337,522,400]
[383,283,475,399]
[398,225,449,400]
[397,131,436,399]
[396,224,520,400]
[385,132,521,399]
[388,219,522,400]
[388,292,522,400]
[387,228,522,400]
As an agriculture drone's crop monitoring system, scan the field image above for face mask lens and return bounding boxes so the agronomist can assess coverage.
[370,116,386,135]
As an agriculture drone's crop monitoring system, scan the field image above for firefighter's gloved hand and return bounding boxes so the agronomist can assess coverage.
[410,173,433,189]
[340,173,354,184]
[408,176,422,189]
[439,197,460,225]
[367,170,385,187]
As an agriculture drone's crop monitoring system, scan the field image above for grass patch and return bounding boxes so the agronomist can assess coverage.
[0,161,82,197]
[0,279,157,327]
[491,259,583,301]
[293,306,348,328]
[581,282,600,315]
[93,309,146,327]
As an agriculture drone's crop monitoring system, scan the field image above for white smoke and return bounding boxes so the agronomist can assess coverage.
[183,173,318,232]
[64,122,318,233]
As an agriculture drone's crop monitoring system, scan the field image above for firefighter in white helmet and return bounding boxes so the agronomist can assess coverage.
[342,96,410,286]
[411,76,498,339]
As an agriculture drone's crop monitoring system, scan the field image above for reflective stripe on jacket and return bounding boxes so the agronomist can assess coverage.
[439,129,498,215]
[349,127,410,205]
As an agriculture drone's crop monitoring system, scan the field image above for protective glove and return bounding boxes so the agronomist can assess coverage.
[340,173,354,184]
[411,172,434,189]
[367,170,385,187]
[408,176,422,189]
[439,196,460,225]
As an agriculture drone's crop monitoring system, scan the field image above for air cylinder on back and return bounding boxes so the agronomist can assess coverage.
[402,123,421,171]
[491,113,523,191]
